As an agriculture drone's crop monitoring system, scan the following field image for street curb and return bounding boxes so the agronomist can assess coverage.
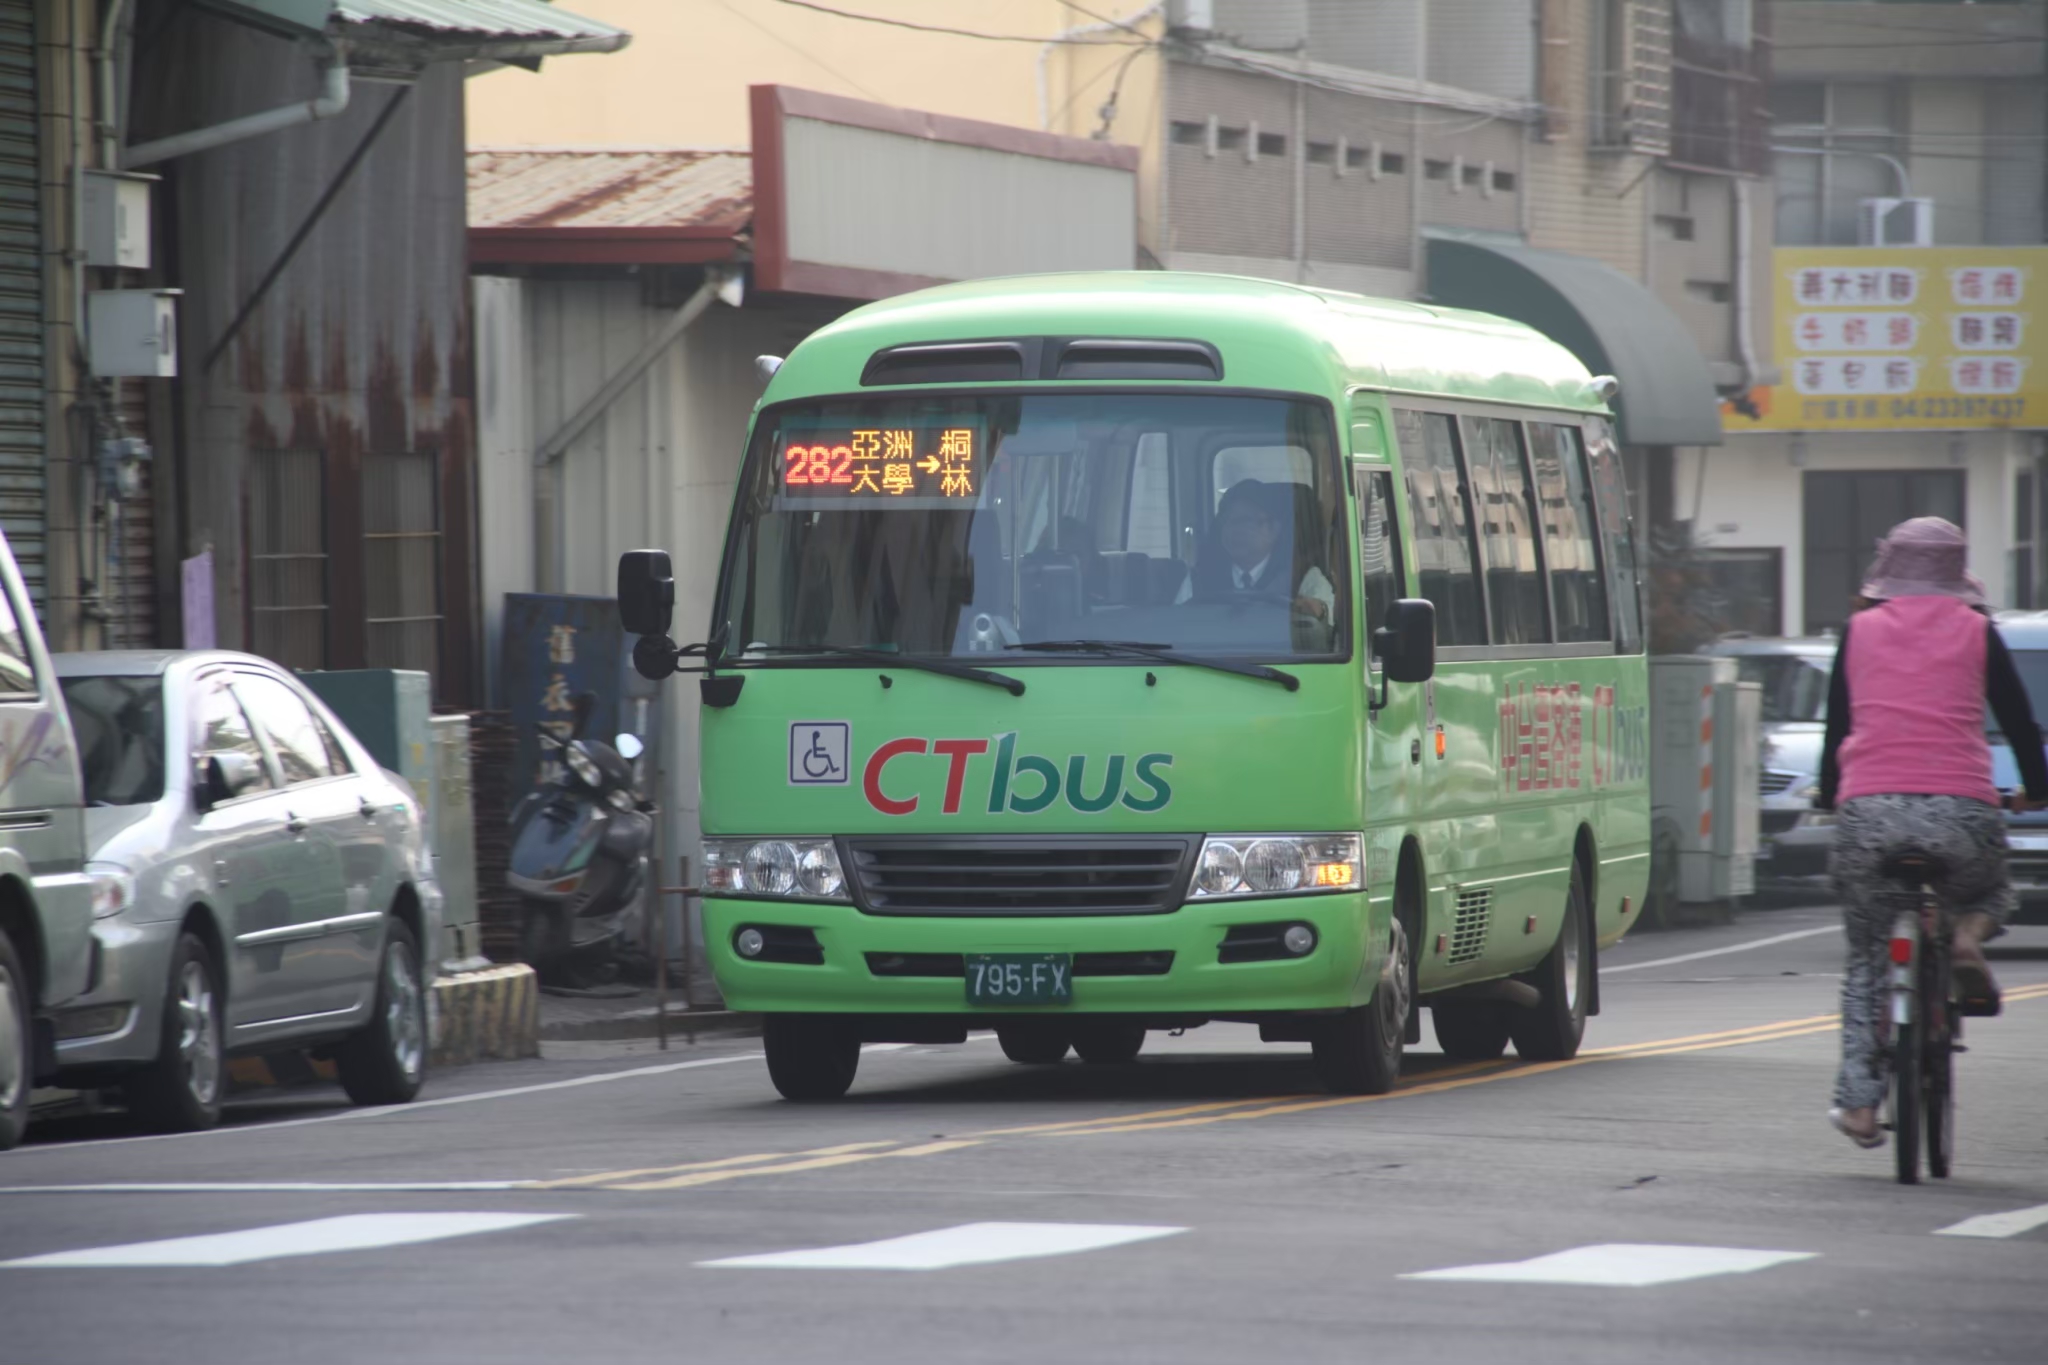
[541,1008,760,1043]
[432,963,541,1066]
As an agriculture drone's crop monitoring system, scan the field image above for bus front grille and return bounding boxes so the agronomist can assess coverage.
[843,836,1196,916]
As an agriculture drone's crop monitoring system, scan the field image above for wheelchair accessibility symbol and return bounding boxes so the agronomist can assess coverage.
[788,721,851,786]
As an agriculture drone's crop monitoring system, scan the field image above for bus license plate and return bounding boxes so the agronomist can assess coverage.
[966,953,1073,1006]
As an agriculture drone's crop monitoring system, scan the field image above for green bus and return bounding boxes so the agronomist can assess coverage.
[619,272,1650,1100]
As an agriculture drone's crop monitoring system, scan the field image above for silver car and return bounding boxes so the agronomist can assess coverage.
[1698,634,1837,881]
[46,651,442,1131]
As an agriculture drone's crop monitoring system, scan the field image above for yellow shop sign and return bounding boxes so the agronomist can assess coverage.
[1725,247,2047,432]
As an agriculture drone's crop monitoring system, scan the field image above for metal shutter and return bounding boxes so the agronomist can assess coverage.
[0,1,39,610]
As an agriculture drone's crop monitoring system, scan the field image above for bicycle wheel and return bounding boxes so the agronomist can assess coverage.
[1924,938,1955,1180]
[1893,1008,1923,1185]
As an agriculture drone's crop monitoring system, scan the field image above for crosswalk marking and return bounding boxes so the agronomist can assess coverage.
[699,1221,1186,1271]
[1401,1243,1817,1287]
[1935,1204,2048,1239]
[1,1213,574,1268]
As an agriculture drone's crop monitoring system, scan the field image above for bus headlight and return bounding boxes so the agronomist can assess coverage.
[1190,834,1362,899]
[703,837,849,902]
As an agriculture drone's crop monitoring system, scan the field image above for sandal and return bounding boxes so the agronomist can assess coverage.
[1829,1107,1886,1149]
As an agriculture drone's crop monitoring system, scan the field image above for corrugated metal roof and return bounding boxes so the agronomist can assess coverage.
[336,0,625,46]
[468,149,752,232]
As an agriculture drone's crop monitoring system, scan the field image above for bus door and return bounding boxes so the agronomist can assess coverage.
[1356,465,1420,831]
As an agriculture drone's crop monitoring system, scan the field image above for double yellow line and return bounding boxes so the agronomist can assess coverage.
[543,986,2048,1187]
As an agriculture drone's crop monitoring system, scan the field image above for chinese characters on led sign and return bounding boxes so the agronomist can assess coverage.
[777,421,982,506]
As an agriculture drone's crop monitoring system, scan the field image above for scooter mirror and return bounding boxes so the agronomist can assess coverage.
[615,733,644,760]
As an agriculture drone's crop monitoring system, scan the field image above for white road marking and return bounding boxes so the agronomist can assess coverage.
[699,1221,1186,1271]
[1600,927,1837,975]
[1,1212,574,1268]
[0,1182,532,1195]
[1401,1243,1817,1287]
[1935,1204,2048,1239]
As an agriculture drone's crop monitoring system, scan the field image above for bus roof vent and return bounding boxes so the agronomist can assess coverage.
[861,341,1029,386]
[1054,338,1223,381]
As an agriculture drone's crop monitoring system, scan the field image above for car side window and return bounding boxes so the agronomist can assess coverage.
[315,714,353,774]
[0,574,36,695]
[231,673,337,785]
[194,676,273,788]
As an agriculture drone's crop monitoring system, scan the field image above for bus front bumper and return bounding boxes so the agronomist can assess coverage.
[700,892,1383,1016]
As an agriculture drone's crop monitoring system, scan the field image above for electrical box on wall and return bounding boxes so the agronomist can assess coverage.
[82,170,156,268]
[87,288,180,377]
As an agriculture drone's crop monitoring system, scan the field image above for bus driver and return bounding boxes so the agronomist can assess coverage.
[1175,479,1337,621]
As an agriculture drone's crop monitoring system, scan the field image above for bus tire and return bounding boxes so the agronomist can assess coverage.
[1072,1023,1145,1065]
[763,1014,860,1101]
[1431,1001,1511,1061]
[1312,915,1410,1094]
[996,1023,1070,1065]
[1511,866,1592,1062]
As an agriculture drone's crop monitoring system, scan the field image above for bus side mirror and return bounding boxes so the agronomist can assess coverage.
[1371,598,1435,711]
[618,550,674,637]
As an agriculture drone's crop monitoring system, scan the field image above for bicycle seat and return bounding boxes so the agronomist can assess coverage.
[1879,851,1946,883]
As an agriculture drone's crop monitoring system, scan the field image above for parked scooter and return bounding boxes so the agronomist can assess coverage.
[508,692,654,986]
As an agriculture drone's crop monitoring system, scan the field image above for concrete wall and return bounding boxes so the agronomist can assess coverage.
[1681,429,2036,634]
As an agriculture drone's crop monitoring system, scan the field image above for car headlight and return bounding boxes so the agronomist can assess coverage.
[703,837,848,901]
[86,862,135,920]
[564,743,603,789]
[1190,834,1362,899]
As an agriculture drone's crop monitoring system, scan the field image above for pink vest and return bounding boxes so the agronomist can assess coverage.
[1838,596,1998,806]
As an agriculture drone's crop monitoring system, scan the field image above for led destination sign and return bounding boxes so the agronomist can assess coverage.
[774,418,985,509]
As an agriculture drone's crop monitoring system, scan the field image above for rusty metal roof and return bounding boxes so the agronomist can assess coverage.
[335,0,627,49]
[469,149,752,266]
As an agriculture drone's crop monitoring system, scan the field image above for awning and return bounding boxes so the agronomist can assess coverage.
[1425,236,1724,447]
[194,0,630,73]
[468,149,751,265]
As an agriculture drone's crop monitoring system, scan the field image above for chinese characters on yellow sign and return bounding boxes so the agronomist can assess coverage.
[779,422,981,505]
[1725,247,2045,433]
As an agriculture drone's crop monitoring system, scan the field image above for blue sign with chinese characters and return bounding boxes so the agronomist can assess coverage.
[499,593,665,804]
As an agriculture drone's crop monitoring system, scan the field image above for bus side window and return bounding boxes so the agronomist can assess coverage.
[1356,468,1403,653]
[1460,416,1550,645]
[1583,415,1645,653]
[1391,409,1486,646]
[1527,421,1611,643]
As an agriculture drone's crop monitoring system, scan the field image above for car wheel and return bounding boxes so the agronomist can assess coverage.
[335,921,427,1106]
[0,933,31,1149]
[124,932,225,1133]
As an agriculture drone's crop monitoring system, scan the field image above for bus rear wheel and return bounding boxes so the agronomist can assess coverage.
[1072,1023,1145,1065]
[1312,916,1410,1094]
[996,1023,1071,1064]
[1510,866,1592,1062]
[763,1014,860,1101]
[1432,1001,1511,1061]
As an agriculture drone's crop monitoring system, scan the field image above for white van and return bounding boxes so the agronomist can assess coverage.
[0,528,91,1148]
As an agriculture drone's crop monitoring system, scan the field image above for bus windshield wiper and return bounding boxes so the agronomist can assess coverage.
[740,643,1024,696]
[1011,639,1300,692]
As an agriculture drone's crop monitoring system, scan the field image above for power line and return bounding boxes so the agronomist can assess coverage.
[711,0,888,101]
[769,0,1151,46]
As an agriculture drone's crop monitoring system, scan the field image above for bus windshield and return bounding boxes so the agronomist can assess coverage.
[715,393,1349,662]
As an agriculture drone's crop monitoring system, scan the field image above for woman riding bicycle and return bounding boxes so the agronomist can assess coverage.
[1816,516,2048,1150]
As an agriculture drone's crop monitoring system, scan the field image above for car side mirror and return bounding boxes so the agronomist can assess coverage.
[196,751,265,810]
[617,549,675,637]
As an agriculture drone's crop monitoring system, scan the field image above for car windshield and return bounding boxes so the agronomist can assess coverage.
[1732,653,1831,723]
[59,674,165,806]
[714,393,1349,662]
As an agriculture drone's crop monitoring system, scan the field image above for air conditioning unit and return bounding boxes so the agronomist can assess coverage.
[1859,197,1934,247]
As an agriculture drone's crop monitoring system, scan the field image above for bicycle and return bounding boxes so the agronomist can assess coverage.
[1875,850,2000,1185]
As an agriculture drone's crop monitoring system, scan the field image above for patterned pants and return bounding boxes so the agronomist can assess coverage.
[1827,794,2013,1110]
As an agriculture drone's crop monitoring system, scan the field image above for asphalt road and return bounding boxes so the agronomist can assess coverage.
[5,903,2048,1365]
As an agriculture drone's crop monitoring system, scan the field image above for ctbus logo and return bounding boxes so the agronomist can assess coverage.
[861,731,1173,817]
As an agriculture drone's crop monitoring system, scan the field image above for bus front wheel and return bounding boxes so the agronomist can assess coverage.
[763,1014,861,1101]
[1312,917,1410,1094]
